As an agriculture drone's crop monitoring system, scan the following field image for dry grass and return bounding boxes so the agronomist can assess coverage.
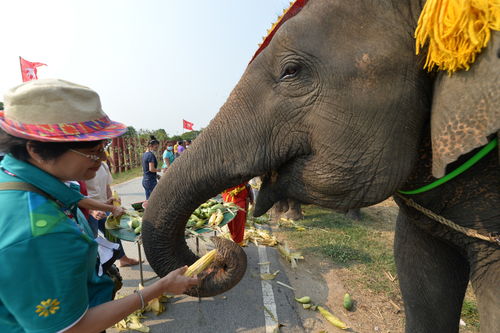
[274,201,479,331]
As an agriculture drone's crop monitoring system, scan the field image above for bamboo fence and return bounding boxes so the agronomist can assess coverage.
[108,137,167,174]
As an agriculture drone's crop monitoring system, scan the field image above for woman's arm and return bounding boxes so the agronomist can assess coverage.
[149,162,161,173]
[64,266,197,332]
[79,198,125,217]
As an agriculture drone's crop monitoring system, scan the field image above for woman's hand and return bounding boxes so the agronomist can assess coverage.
[90,210,107,220]
[158,266,198,295]
[111,206,126,217]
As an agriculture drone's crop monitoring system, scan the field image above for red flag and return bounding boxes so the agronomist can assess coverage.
[19,57,47,82]
[183,119,194,131]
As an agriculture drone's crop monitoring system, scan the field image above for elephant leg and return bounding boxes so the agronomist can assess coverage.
[345,208,362,221]
[284,199,303,220]
[270,199,289,221]
[394,212,469,333]
[469,246,500,332]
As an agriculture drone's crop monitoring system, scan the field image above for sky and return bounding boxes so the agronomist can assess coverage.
[0,0,292,136]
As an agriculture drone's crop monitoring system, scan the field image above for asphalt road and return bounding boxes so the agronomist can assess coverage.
[109,177,305,333]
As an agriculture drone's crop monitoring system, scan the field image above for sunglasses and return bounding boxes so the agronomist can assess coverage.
[70,148,106,162]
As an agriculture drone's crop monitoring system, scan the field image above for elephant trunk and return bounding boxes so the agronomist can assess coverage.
[141,111,263,297]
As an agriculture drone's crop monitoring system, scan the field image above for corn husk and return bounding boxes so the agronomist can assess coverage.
[260,270,280,280]
[277,242,304,268]
[113,285,172,332]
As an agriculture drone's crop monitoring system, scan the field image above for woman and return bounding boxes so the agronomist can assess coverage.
[0,79,197,332]
[141,136,161,199]
[161,141,175,173]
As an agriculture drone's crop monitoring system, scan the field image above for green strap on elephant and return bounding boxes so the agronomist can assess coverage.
[399,137,498,194]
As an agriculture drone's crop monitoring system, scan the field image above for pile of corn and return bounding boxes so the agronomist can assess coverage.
[114,251,219,332]
[186,199,240,232]
[105,211,143,234]
[113,287,172,332]
[242,226,279,247]
[105,191,143,237]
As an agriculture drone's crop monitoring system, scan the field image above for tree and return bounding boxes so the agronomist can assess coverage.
[0,101,3,110]
[137,128,153,140]
[123,126,137,137]
[170,135,182,142]
[180,130,201,141]
[153,129,168,141]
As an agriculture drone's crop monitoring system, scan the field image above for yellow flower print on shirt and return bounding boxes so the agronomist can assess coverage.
[36,298,60,317]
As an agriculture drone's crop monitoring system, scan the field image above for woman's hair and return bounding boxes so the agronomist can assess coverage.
[148,135,159,146]
[0,130,103,162]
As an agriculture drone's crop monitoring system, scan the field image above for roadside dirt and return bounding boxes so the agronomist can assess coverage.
[270,198,479,332]
[271,199,405,333]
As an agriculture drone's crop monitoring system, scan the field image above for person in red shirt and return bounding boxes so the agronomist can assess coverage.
[221,183,250,245]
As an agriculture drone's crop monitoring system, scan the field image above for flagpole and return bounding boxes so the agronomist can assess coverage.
[18,56,22,82]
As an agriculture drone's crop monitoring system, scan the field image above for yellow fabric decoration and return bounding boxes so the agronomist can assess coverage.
[35,298,60,317]
[415,0,500,73]
[222,184,247,200]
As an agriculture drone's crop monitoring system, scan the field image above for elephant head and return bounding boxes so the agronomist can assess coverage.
[142,0,499,297]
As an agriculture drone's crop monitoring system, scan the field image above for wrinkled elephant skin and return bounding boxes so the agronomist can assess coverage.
[142,1,499,332]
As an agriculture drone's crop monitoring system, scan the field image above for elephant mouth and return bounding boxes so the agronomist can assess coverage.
[186,236,247,297]
[254,171,283,216]
[254,155,311,216]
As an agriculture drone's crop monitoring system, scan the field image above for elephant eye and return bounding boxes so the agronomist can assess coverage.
[280,63,300,80]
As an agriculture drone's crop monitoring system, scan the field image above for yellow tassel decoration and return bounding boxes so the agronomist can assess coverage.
[415,0,500,73]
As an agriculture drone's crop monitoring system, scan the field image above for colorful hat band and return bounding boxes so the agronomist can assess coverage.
[0,110,126,141]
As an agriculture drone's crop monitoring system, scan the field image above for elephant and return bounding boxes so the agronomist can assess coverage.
[142,0,499,332]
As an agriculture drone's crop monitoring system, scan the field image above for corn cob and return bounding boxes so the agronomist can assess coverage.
[112,190,121,207]
[214,209,224,225]
[184,249,218,277]
[208,212,218,226]
[317,306,348,330]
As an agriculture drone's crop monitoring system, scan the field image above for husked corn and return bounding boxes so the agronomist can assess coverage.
[184,249,217,277]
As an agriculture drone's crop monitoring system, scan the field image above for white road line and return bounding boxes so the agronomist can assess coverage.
[258,245,278,333]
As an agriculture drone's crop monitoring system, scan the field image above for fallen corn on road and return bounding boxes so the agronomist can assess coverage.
[108,177,306,333]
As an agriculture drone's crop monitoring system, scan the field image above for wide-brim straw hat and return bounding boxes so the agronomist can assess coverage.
[0,78,127,142]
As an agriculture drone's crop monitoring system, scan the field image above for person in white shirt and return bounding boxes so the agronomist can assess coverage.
[86,161,140,267]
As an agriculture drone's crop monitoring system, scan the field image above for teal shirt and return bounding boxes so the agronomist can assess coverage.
[161,150,175,169]
[0,154,114,333]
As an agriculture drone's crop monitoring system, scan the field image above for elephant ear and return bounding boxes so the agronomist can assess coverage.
[430,31,500,178]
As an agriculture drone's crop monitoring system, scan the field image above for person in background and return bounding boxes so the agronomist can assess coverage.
[86,158,140,267]
[0,79,198,332]
[176,140,185,157]
[161,140,175,173]
[221,183,250,246]
[185,139,192,149]
[67,178,124,223]
[173,141,179,156]
[142,136,161,199]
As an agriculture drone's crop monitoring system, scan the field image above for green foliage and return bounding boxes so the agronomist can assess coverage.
[461,299,480,329]
[153,128,168,141]
[280,205,398,296]
[180,130,201,141]
[170,135,182,142]
[137,128,153,140]
[0,101,3,110]
[123,127,201,142]
[123,126,137,137]
[111,167,142,184]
